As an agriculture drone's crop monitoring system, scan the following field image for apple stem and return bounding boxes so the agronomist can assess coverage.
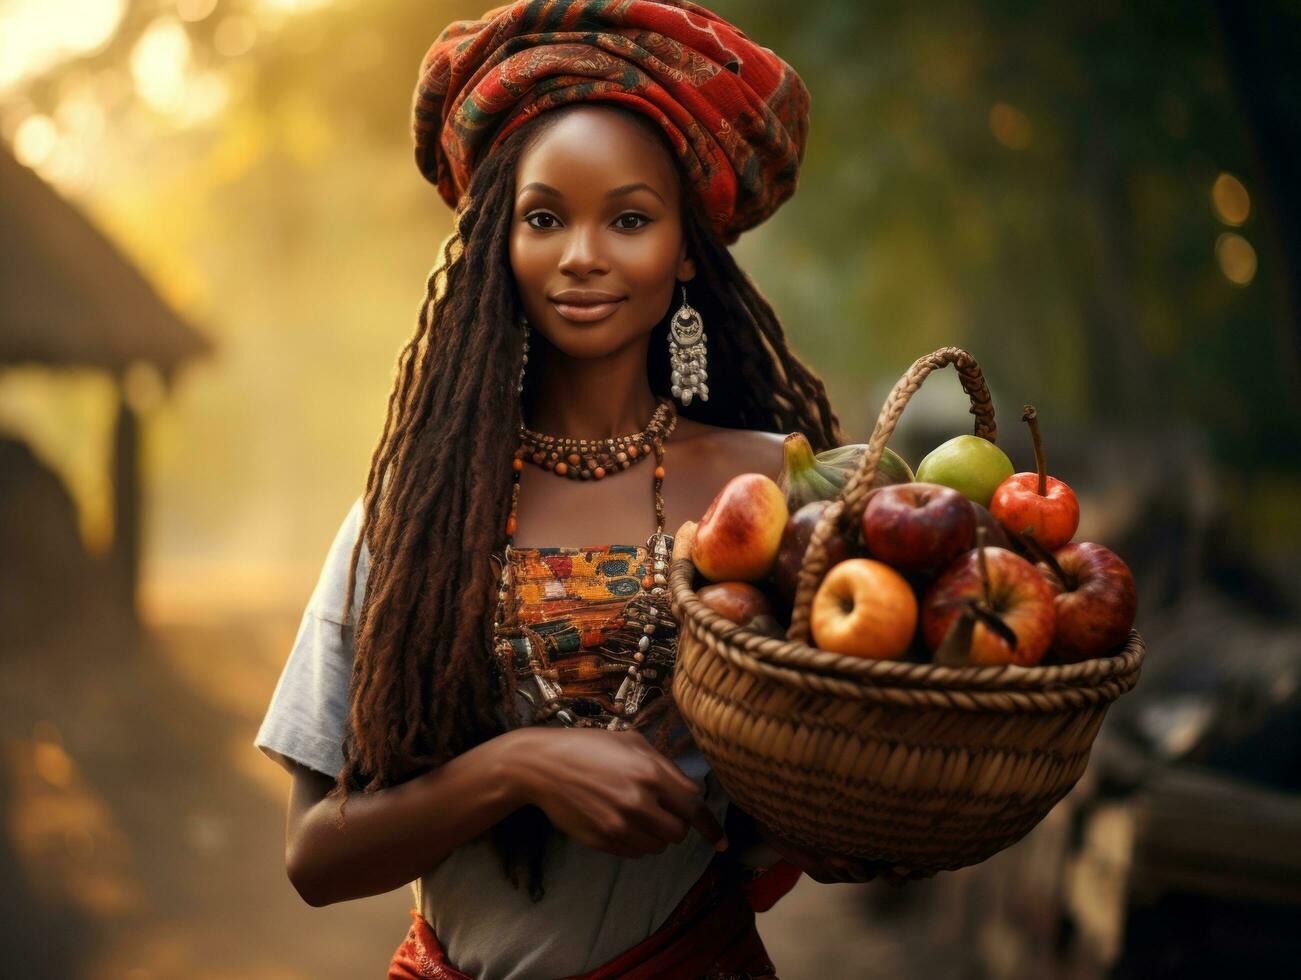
[934,608,976,667]
[1021,528,1072,588]
[1022,405,1047,497]
[975,525,992,608]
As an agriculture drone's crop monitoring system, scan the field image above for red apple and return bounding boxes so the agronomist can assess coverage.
[1037,542,1137,662]
[862,482,976,572]
[698,581,773,627]
[811,558,917,660]
[922,545,1056,667]
[694,473,789,583]
[773,500,853,603]
[988,406,1080,551]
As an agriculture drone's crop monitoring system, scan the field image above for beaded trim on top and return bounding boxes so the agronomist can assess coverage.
[518,399,675,480]
[493,537,676,731]
[491,397,678,731]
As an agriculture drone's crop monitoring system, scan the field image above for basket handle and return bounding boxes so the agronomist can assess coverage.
[785,347,997,644]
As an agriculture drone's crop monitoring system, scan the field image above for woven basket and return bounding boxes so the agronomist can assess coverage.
[669,346,1146,877]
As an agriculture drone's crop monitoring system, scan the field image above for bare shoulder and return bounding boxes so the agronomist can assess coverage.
[671,417,786,483]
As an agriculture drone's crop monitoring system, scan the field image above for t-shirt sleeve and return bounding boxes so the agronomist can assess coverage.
[253,494,370,779]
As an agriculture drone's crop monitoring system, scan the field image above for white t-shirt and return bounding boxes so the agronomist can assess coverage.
[253,495,730,979]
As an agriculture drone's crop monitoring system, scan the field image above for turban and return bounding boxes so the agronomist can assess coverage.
[412,0,810,245]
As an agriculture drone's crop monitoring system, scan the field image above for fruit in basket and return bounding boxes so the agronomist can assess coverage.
[772,500,854,604]
[1036,542,1137,661]
[811,558,917,659]
[861,482,976,572]
[989,406,1079,551]
[698,581,772,627]
[694,473,788,582]
[921,535,1056,666]
[915,435,1014,508]
[776,432,914,511]
[969,501,1013,551]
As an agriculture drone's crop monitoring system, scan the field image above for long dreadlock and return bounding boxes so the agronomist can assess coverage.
[328,104,845,899]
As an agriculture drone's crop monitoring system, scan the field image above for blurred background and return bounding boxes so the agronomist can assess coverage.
[2,0,1298,976]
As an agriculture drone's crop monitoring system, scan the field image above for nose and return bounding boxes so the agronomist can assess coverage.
[557,222,610,278]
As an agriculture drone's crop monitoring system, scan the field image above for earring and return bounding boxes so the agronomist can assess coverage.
[669,284,708,406]
[518,315,530,395]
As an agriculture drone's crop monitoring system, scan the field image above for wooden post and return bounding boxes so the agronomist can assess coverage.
[111,372,141,623]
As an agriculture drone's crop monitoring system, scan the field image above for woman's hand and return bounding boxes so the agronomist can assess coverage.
[509,727,728,859]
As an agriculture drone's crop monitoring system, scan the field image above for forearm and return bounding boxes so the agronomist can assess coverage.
[288,728,531,906]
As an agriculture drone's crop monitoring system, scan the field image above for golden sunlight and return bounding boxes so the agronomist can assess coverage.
[0,0,126,91]
[130,17,192,115]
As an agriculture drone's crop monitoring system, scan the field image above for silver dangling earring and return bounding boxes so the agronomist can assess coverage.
[518,315,530,395]
[669,284,708,406]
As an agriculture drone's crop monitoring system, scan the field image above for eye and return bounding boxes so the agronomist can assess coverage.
[614,212,651,231]
[524,211,560,230]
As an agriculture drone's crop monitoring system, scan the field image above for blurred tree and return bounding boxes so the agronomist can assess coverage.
[2,0,1296,567]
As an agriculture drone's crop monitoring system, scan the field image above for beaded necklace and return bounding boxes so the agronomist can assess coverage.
[492,397,678,730]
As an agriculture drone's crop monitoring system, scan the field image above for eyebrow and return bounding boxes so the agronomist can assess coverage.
[518,181,665,204]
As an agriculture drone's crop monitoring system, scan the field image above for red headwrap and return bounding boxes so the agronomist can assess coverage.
[412,0,810,244]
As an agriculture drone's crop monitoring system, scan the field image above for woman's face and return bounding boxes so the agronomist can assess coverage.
[510,106,696,360]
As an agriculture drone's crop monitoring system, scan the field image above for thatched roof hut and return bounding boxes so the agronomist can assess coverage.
[1,143,212,624]
[0,144,211,374]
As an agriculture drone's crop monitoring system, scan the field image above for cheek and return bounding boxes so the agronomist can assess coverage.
[620,231,684,302]
[508,227,540,282]
[509,229,552,314]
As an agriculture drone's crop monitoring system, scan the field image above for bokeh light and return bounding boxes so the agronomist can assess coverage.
[1215,231,1258,285]
[214,14,259,58]
[1212,171,1251,225]
[0,0,127,91]
[130,17,193,115]
[988,101,1033,150]
[176,0,220,22]
[12,112,58,167]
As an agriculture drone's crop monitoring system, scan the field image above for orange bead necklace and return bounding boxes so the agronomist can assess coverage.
[504,396,677,545]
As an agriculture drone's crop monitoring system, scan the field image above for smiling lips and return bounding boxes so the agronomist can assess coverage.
[549,289,626,322]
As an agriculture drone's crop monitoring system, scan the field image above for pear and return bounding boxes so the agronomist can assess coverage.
[915,435,1013,508]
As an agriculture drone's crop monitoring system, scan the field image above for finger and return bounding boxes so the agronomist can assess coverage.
[688,799,728,851]
[649,753,703,796]
[663,770,704,801]
[626,801,690,846]
[655,788,719,849]
[619,734,703,794]
[660,780,712,843]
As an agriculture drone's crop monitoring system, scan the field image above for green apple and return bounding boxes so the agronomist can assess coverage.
[915,435,1014,507]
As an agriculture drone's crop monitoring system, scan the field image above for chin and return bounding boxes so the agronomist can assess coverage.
[537,315,643,359]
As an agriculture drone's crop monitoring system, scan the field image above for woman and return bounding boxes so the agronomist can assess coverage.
[254,2,864,976]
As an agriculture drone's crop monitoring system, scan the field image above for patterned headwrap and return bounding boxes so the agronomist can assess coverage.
[412,0,810,244]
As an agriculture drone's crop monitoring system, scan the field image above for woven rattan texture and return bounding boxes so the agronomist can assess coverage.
[667,346,1147,874]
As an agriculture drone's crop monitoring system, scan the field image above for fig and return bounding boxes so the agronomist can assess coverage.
[772,499,854,604]
[777,432,914,512]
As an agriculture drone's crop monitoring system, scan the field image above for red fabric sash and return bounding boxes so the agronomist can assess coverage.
[388,859,801,979]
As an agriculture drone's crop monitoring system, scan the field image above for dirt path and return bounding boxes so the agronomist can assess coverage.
[2,590,937,978]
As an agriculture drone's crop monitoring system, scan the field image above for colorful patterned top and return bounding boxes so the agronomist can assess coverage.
[493,533,678,731]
